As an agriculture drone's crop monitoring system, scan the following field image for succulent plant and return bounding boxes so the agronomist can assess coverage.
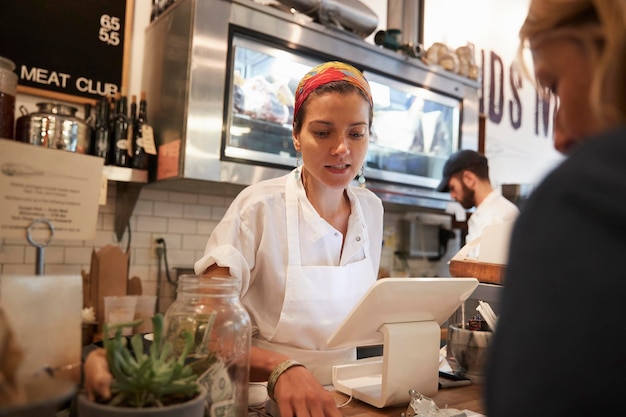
[102,313,200,407]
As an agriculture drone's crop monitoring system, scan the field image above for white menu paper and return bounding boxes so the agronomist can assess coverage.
[0,139,104,241]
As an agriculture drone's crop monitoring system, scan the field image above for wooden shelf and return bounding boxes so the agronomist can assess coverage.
[102,165,148,183]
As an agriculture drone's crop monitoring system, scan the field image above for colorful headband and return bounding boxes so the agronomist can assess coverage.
[293,61,373,120]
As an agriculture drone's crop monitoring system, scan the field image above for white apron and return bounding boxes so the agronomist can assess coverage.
[253,177,376,385]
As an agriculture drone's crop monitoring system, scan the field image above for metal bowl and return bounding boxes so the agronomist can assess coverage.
[0,377,76,417]
[447,323,493,383]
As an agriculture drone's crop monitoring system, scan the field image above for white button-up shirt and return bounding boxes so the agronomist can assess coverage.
[194,170,384,339]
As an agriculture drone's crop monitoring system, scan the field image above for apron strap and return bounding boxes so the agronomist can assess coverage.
[285,173,302,267]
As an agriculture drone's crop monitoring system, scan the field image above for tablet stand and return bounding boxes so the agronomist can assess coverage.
[332,320,440,408]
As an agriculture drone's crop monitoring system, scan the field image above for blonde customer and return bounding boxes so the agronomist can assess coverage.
[486,1,626,416]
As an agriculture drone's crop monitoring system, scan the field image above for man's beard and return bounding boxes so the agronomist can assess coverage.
[459,183,476,209]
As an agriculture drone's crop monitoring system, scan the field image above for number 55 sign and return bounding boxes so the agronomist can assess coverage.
[100,14,122,46]
[0,0,134,104]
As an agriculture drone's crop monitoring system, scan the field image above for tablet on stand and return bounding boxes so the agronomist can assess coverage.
[326,277,478,408]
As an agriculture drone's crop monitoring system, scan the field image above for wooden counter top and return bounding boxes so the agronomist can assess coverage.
[332,384,485,416]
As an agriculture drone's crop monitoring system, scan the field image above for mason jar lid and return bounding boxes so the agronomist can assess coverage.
[176,274,240,295]
[0,56,15,71]
[0,55,17,94]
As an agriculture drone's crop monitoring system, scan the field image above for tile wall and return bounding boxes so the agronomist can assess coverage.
[0,182,460,312]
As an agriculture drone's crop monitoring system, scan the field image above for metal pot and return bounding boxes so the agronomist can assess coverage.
[15,102,91,154]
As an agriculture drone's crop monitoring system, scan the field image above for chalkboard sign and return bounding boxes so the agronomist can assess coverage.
[0,0,133,104]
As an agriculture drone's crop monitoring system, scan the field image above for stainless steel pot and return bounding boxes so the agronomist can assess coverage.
[15,102,91,154]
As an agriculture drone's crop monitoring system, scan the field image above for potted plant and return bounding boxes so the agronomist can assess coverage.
[77,313,206,416]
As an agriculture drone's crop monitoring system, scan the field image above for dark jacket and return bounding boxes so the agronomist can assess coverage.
[486,125,626,416]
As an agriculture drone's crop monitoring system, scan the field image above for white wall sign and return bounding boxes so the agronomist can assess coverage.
[422,0,563,188]
[0,139,104,241]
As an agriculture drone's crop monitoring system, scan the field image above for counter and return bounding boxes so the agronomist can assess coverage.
[332,384,484,416]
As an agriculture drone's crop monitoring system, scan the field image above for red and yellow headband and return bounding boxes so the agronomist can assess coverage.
[293,61,373,119]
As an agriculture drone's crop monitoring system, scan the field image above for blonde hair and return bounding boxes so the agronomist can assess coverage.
[518,0,626,127]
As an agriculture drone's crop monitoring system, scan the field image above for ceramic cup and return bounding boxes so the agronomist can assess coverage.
[133,295,157,334]
[104,296,137,336]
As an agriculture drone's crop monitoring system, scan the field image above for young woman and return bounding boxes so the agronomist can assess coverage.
[194,61,383,417]
[486,2,626,416]
[84,62,382,417]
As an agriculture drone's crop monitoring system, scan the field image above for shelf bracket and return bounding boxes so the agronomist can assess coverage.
[114,182,144,242]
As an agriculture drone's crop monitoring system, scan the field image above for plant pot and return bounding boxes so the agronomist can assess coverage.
[76,386,207,417]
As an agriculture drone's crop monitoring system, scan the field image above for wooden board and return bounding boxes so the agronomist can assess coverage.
[0,0,134,104]
[449,258,505,285]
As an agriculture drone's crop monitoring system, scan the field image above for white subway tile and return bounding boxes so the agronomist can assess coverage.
[133,248,155,265]
[101,213,115,231]
[129,265,150,282]
[154,201,184,218]
[169,191,198,204]
[183,204,212,220]
[49,238,84,248]
[64,247,95,265]
[92,230,119,248]
[2,238,26,245]
[44,264,85,275]
[164,249,196,268]
[140,279,158,298]
[24,246,65,264]
[197,194,228,206]
[133,199,154,216]
[182,235,209,252]
[139,187,170,201]
[0,245,26,264]
[1,264,40,275]
[132,232,153,249]
[168,218,197,234]
[136,216,168,233]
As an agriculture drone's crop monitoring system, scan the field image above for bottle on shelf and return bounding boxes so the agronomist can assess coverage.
[132,91,150,170]
[93,96,112,164]
[130,94,137,127]
[83,102,95,155]
[150,0,161,22]
[112,94,131,167]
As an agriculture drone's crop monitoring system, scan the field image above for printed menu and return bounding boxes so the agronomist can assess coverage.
[0,139,103,241]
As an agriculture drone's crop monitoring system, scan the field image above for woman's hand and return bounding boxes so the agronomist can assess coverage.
[83,348,113,401]
[273,365,342,417]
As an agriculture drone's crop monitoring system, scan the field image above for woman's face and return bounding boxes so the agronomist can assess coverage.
[293,91,370,190]
[532,34,603,154]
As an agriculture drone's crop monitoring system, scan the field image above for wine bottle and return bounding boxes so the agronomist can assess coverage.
[132,91,149,170]
[112,95,131,167]
[93,96,112,164]
[130,94,137,127]
[83,102,95,155]
[150,0,161,22]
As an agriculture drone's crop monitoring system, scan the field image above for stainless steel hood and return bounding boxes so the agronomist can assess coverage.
[142,0,480,211]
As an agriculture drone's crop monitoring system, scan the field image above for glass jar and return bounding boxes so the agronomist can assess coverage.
[164,275,251,417]
[0,55,17,139]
